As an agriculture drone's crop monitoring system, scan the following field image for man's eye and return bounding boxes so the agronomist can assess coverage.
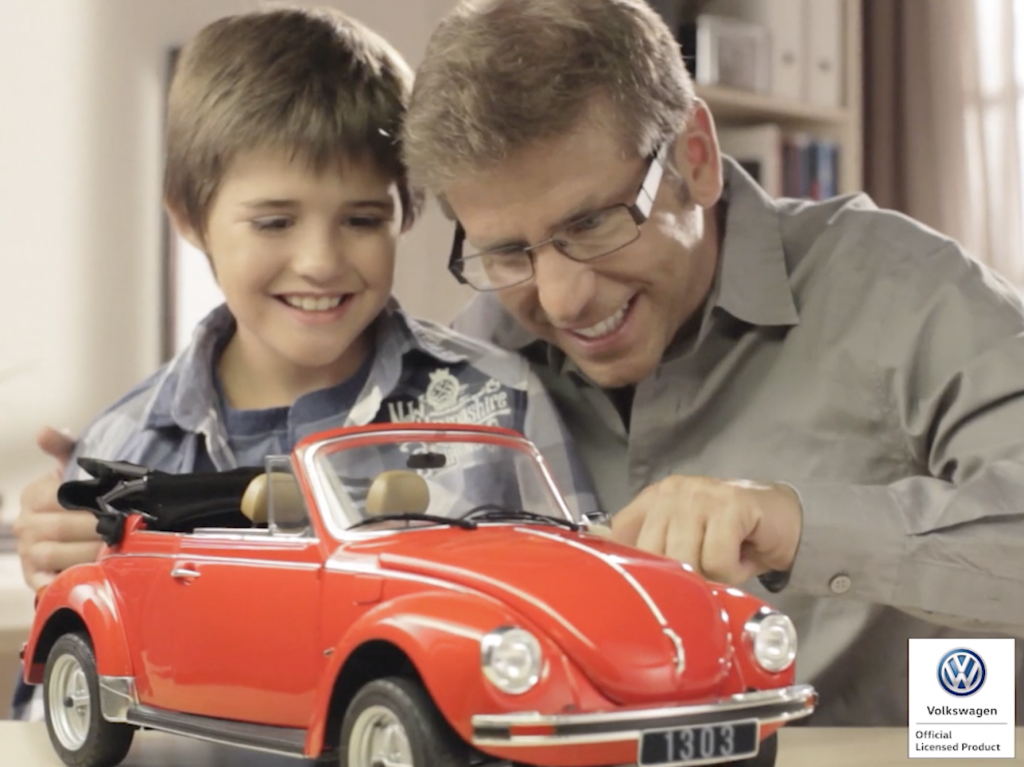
[565,212,608,235]
[481,247,530,262]
[251,217,292,232]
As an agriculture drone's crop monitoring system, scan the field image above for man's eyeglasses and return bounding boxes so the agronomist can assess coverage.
[447,142,669,292]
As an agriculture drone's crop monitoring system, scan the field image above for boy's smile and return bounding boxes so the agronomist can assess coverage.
[173,147,401,409]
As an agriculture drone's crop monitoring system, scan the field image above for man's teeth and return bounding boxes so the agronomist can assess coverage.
[284,295,344,312]
[574,303,629,339]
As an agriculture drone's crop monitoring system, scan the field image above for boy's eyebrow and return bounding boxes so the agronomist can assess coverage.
[241,198,300,209]
[347,198,396,212]
[240,197,396,212]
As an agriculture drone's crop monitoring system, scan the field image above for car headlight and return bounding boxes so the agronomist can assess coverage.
[480,627,542,694]
[744,609,797,673]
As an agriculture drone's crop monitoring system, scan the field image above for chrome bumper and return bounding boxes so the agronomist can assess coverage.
[471,684,816,748]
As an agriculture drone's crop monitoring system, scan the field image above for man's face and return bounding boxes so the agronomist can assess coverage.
[444,105,723,388]
[176,148,401,391]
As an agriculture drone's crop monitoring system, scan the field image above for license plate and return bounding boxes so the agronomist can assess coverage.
[638,719,759,765]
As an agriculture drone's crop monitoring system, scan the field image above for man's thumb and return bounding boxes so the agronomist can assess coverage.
[36,426,75,467]
[609,500,647,546]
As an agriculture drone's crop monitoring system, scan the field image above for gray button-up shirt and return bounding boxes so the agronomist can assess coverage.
[453,157,1024,725]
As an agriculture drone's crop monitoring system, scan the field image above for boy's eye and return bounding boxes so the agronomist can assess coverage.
[346,216,385,229]
[251,216,293,232]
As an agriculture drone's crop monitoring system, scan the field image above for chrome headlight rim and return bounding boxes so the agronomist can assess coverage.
[744,607,797,673]
[480,626,542,695]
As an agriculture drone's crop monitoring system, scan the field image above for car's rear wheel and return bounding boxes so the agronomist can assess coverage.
[43,632,135,767]
[339,676,469,767]
[711,731,777,767]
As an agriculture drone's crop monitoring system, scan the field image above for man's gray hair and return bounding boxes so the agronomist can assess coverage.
[402,0,696,194]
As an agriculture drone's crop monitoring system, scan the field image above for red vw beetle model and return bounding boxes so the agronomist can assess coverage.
[22,423,815,767]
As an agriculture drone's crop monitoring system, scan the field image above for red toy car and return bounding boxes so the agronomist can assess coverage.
[22,423,815,767]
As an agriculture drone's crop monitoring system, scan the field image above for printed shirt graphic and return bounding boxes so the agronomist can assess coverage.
[382,358,520,428]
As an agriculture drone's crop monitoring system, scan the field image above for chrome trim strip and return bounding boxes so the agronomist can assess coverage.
[125,704,307,758]
[324,559,474,594]
[513,528,669,625]
[105,552,320,571]
[470,684,816,748]
[98,676,137,723]
[513,527,685,672]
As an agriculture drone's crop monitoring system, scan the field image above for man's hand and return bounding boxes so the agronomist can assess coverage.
[610,475,803,585]
[13,427,102,592]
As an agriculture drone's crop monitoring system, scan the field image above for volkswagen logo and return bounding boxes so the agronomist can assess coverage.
[938,648,986,697]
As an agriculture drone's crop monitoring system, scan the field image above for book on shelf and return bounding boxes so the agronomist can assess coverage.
[716,124,840,201]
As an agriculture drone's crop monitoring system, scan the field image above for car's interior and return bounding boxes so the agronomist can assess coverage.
[363,470,431,516]
[238,472,312,533]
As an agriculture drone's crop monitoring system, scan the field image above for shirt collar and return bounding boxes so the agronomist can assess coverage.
[142,298,468,433]
[710,156,800,328]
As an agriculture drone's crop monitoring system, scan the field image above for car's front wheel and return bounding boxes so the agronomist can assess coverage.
[43,632,135,767]
[339,676,469,767]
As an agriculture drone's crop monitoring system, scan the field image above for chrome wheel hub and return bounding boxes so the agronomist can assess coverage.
[48,654,91,750]
[348,704,414,767]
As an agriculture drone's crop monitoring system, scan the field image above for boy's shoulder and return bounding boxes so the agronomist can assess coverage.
[75,305,233,454]
[389,305,535,390]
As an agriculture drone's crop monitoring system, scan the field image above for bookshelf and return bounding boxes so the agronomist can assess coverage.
[683,0,863,196]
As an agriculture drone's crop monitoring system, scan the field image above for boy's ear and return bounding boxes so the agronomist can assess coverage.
[164,202,206,253]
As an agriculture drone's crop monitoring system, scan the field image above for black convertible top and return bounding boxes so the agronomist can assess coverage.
[59,458,265,544]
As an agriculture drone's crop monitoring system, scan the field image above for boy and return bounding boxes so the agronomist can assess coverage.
[12,6,594,720]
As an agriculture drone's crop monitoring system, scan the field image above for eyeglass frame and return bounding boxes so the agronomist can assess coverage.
[446,140,670,292]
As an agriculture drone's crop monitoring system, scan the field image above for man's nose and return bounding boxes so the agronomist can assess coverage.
[532,246,597,324]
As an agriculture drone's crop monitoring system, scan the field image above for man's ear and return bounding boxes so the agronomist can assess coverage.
[164,202,206,254]
[672,98,724,209]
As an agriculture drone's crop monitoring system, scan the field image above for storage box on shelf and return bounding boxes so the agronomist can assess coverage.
[674,0,862,197]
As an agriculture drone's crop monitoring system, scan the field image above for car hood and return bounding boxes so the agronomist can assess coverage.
[336,525,732,704]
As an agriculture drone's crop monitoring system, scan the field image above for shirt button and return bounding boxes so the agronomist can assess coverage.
[829,574,852,594]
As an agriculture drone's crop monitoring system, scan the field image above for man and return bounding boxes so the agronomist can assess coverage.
[400,0,1024,725]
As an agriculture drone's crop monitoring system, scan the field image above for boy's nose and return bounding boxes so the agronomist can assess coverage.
[293,234,347,283]
[533,247,597,325]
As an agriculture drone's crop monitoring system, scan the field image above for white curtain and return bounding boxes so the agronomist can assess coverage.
[966,0,1024,286]
[864,0,1024,288]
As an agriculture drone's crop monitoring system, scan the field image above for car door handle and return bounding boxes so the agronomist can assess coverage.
[170,564,201,581]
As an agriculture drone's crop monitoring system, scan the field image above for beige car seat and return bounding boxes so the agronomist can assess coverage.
[364,470,431,517]
[240,472,310,532]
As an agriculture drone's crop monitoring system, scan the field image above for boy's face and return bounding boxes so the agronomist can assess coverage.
[180,148,400,389]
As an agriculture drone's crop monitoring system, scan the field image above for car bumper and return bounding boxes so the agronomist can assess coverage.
[471,683,815,753]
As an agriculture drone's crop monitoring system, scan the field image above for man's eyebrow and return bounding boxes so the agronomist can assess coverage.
[470,194,614,252]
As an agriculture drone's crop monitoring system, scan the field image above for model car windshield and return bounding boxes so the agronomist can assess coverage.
[306,429,577,532]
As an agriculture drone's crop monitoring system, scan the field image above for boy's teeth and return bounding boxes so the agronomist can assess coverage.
[284,295,344,312]
[574,303,629,339]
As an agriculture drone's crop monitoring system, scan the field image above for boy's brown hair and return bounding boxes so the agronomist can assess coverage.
[164,6,419,237]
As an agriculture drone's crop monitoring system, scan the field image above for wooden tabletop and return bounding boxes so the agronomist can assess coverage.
[1,722,1021,766]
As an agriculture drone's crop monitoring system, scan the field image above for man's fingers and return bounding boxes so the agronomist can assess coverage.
[26,511,100,544]
[26,570,57,593]
[700,510,757,584]
[662,505,705,572]
[17,474,65,518]
[36,426,75,474]
[610,486,658,546]
[27,540,104,575]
